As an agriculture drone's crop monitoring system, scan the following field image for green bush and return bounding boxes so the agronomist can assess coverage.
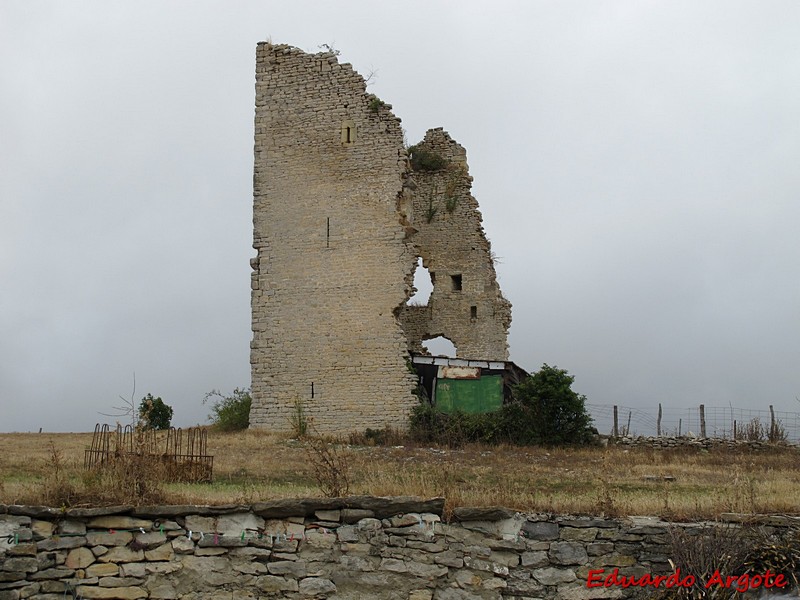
[502,364,595,445]
[204,388,251,431]
[138,394,173,430]
[409,364,595,447]
[409,400,501,447]
[407,145,448,171]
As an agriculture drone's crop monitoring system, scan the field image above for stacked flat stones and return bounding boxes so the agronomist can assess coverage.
[6,497,795,599]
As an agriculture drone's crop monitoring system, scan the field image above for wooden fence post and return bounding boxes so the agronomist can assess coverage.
[700,404,706,438]
[657,403,662,437]
[769,405,776,440]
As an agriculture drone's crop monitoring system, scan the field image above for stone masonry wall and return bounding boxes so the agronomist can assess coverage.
[612,436,796,452]
[250,44,513,432]
[398,129,512,361]
[2,499,797,600]
[250,43,418,432]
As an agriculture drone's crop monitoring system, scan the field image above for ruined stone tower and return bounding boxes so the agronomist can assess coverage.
[250,44,511,433]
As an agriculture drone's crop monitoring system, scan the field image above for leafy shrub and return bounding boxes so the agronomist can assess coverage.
[502,364,595,445]
[138,394,173,430]
[204,388,251,431]
[409,364,595,447]
[410,400,501,448]
[368,95,387,113]
[407,145,448,171]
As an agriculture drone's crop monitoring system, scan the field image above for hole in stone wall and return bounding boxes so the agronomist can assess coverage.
[451,274,462,291]
[470,305,477,319]
[423,336,457,358]
[407,257,433,305]
[341,120,356,145]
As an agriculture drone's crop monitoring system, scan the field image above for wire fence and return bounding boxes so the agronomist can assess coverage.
[585,403,800,443]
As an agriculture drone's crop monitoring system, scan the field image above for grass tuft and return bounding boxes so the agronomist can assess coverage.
[1,432,798,516]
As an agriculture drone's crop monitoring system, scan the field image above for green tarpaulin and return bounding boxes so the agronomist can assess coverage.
[434,375,503,414]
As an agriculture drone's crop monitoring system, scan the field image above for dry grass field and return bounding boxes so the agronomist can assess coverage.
[1,430,798,519]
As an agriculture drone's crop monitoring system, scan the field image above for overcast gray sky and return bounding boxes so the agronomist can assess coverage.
[2,1,799,433]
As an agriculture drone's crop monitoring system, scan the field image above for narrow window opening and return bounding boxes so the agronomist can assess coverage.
[326,217,330,248]
[451,274,462,291]
[470,306,477,319]
[341,120,356,145]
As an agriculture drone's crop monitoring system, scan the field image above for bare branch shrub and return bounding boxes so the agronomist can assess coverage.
[304,431,350,498]
[41,442,78,507]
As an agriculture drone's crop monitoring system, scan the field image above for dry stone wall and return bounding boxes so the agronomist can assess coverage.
[3,499,796,600]
[612,436,797,452]
[250,44,513,432]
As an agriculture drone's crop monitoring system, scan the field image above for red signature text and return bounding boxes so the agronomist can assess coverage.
[587,568,788,592]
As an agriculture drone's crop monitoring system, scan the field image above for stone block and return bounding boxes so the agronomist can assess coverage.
[340,509,374,523]
[379,558,407,573]
[520,550,548,568]
[255,575,298,593]
[336,525,359,543]
[86,517,152,530]
[75,585,147,599]
[85,564,119,578]
[406,561,448,579]
[560,527,598,542]
[549,541,588,566]
[98,577,145,588]
[170,537,194,554]
[28,568,74,581]
[97,547,143,563]
[596,552,636,567]
[522,521,559,541]
[298,577,336,595]
[1,558,38,573]
[65,547,95,569]
[6,545,36,558]
[532,567,577,585]
[57,521,86,536]
[144,543,174,562]
[267,560,306,578]
[30,522,53,540]
[314,510,340,522]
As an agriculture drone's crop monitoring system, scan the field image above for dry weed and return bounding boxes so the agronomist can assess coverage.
[1,432,798,516]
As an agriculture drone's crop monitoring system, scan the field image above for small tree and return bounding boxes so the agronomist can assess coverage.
[503,364,594,445]
[138,394,173,430]
[204,388,251,431]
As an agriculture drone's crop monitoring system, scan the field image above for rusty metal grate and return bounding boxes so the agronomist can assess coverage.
[84,423,213,483]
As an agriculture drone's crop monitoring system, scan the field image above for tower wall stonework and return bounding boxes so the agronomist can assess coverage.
[398,128,512,361]
[250,44,417,432]
[250,44,512,432]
